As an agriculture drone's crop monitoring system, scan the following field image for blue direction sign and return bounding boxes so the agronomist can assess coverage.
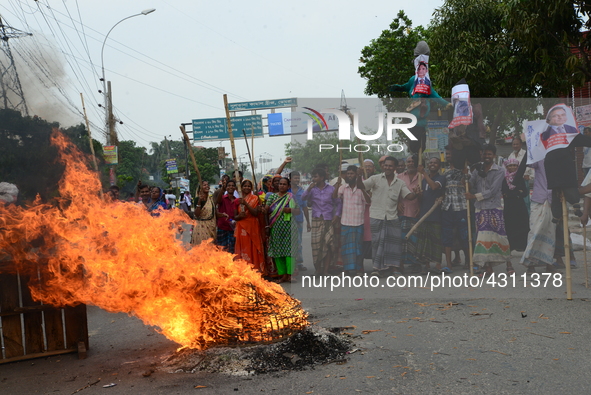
[228,98,297,112]
[192,115,264,141]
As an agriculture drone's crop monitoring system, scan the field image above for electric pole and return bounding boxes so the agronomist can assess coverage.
[0,16,32,115]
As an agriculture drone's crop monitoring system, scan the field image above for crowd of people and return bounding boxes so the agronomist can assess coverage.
[112,136,591,284]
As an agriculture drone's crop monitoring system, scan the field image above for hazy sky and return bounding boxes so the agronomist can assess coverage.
[1,0,443,168]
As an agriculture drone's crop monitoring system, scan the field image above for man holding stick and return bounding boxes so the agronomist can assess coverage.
[465,144,513,276]
[362,156,418,277]
[416,157,446,274]
[361,159,376,263]
[289,171,310,273]
[441,146,470,270]
[398,155,421,272]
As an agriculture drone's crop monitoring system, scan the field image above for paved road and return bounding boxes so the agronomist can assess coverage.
[2,222,591,394]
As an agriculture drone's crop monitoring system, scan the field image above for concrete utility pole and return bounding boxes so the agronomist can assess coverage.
[165,136,171,158]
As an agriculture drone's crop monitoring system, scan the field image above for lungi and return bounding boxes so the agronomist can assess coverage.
[370,218,402,271]
[521,201,555,267]
[473,208,511,267]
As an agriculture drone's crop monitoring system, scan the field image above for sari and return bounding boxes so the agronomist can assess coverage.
[266,193,296,258]
[148,188,168,217]
[267,192,297,276]
[191,196,216,245]
[234,193,265,272]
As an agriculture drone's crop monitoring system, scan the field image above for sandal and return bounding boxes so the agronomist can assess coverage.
[526,265,536,275]
[441,267,453,274]
[429,267,442,275]
[506,267,515,275]
[476,268,493,278]
[546,264,562,274]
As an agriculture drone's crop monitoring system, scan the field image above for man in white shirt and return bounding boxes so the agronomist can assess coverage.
[361,157,417,276]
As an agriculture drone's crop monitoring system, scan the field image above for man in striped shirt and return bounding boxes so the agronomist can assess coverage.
[337,165,371,275]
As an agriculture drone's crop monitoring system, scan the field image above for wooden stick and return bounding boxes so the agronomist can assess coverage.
[223,94,241,194]
[242,128,257,190]
[405,197,443,239]
[418,148,423,190]
[465,162,474,276]
[179,125,202,187]
[356,136,367,179]
[562,191,572,300]
[584,224,588,288]
[79,93,99,173]
[251,125,255,185]
[338,150,343,185]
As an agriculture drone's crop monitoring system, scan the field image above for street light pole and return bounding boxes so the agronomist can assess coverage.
[100,8,155,145]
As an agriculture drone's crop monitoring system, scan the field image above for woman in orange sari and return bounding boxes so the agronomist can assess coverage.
[234,179,265,273]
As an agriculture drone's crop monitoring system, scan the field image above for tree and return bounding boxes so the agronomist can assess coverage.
[505,0,590,92]
[0,109,104,202]
[115,140,147,194]
[285,133,384,176]
[358,10,431,105]
[428,0,571,142]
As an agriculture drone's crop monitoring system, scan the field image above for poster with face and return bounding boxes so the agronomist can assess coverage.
[448,83,472,129]
[524,104,579,164]
[411,54,431,95]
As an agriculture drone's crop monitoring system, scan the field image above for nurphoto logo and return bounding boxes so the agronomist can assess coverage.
[306,108,417,153]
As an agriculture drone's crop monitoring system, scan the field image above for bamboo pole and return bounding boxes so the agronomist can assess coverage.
[338,149,343,185]
[79,93,100,173]
[405,197,443,239]
[465,162,474,277]
[79,93,103,199]
[562,192,572,300]
[242,128,257,189]
[584,224,588,288]
[251,125,255,185]
[223,94,241,195]
[418,148,423,189]
[179,125,202,187]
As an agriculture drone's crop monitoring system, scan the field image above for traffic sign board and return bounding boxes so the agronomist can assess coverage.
[192,115,264,141]
[228,98,297,112]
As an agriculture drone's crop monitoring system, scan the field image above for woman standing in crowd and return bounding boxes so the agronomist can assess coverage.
[266,177,298,283]
[216,179,237,253]
[191,181,217,245]
[148,186,168,216]
[234,179,265,271]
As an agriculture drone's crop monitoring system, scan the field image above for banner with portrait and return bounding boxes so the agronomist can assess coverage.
[411,54,431,96]
[524,104,579,164]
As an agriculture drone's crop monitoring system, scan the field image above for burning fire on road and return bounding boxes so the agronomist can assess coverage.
[0,130,308,350]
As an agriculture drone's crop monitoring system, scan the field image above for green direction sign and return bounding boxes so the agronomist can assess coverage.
[228,98,297,112]
[192,115,264,141]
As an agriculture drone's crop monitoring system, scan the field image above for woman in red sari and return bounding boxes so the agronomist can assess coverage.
[234,180,265,273]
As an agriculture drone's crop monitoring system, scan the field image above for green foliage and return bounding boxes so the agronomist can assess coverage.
[0,109,104,203]
[429,0,539,98]
[504,0,589,92]
[358,2,591,142]
[358,10,431,105]
[285,133,383,176]
[115,140,147,193]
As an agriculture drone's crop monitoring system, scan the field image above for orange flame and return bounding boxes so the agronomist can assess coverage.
[0,130,307,349]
